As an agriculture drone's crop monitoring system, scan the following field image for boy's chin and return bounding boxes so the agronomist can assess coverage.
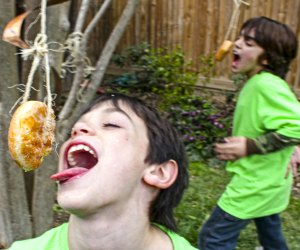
[231,67,240,74]
[57,199,85,216]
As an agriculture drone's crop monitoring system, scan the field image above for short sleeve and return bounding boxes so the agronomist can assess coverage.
[256,75,300,139]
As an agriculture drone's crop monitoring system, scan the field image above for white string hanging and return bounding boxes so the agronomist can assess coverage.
[18,0,53,127]
[215,0,249,61]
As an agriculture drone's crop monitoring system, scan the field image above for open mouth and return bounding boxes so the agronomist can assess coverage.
[51,143,98,183]
[231,51,241,69]
[232,51,241,63]
[67,144,98,169]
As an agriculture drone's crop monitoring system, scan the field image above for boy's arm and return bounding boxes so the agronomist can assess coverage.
[249,133,300,177]
[247,132,300,155]
[215,132,300,161]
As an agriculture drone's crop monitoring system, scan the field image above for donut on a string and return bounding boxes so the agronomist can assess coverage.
[8,101,55,171]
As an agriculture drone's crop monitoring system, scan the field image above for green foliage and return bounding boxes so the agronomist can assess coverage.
[112,44,198,97]
[112,42,151,67]
[111,43,232,161]
[166,95,231,161]
[198,54,216,85]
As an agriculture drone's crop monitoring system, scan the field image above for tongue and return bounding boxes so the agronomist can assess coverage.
[51,167,89,182]
[232,60,238,68]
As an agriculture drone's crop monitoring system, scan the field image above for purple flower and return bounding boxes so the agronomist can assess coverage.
[189,136,195,142]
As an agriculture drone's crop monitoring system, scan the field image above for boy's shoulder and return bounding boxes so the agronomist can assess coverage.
[154,224,197,250]
[8,223,68,250]
[248,72,290,93]
[252,71,285,85]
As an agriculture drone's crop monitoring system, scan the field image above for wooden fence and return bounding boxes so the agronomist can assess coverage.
[88,0,300,95]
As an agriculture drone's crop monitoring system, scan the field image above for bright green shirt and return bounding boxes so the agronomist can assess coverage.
[8,223,197,250]
[218,72,300,219]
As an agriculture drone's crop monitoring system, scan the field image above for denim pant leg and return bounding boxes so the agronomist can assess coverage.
[254,214,289,250]
[198,205,250,250]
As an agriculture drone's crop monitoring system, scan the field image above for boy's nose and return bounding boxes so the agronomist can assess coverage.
[234,37,242,48]
[71,122,95,137]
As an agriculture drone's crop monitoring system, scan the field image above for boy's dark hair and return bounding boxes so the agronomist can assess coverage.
[241,16,298,79]
[81,93,189,231]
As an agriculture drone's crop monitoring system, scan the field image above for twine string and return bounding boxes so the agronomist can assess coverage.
[61,32,95,78]
[18,0,53,131]
[224,0,250,41]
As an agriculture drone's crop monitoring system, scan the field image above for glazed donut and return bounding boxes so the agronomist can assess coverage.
[8,101,55,171]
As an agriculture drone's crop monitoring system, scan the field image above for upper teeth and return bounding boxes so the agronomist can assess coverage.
[67,144,97,167]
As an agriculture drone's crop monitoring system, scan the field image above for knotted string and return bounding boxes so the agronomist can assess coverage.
[61,32,95,78]
[18,0,54,129]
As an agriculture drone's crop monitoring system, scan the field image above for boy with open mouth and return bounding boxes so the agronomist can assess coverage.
[9,93,197,250]
[199,16,300,250]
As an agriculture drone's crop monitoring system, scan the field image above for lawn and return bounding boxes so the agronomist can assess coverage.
[175,161,300,249]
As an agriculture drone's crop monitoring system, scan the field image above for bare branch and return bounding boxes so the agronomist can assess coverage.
[57,0,91,121]
[74,0,91,32]
[58,0,141,141]
[83,0,112,42]
[58,0,112,121]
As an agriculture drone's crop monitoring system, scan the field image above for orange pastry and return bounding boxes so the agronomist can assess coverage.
[8,101,55,171]
[215,40,233,61]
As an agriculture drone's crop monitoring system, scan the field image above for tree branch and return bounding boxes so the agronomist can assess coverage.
[83,0,112,42]
[74,0,91,32]
[58,0,141,141]
[57,0,112,121]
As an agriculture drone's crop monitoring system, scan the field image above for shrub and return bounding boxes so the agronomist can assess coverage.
[110,43,232,161]
[166,95,232,161]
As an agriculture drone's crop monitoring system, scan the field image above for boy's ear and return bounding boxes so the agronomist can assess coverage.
[143,160,178,189]
[262,58,268,66]
[260,54,268,66]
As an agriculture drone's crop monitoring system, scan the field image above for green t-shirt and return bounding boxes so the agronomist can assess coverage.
[218,72,300,219]
[8,223,197,250]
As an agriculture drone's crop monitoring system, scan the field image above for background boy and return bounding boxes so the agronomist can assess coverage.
[199,16,300,250]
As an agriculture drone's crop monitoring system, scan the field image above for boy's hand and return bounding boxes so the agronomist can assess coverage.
[215,136,247,161]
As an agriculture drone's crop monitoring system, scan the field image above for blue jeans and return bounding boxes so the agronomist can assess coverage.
[198,206,288,250]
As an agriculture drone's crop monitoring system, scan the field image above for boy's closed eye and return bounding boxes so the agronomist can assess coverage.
[244,35,257,46]
[103,123,121,128]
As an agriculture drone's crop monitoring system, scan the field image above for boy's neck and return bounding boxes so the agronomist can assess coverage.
[247,65,265,78]
[67,209,173,250]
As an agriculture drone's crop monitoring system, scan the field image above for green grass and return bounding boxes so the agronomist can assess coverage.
[175,161,300,249]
